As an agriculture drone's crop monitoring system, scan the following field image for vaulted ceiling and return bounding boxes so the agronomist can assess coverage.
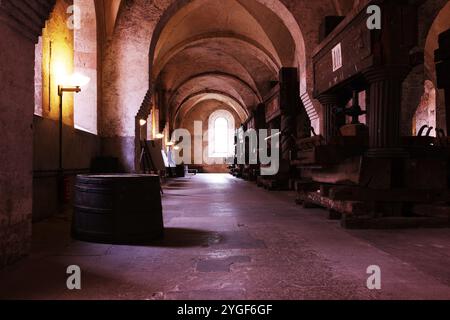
[150,0,300,127]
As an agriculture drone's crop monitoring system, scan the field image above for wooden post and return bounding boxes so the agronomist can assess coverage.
[317,94,339,144]
[280,68,299,162]
[363,67,410,154]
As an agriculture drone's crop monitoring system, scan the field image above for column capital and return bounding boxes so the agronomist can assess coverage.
[362,66,411,83]
[316,93,339,105]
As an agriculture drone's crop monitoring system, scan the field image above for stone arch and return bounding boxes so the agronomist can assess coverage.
[151,33,281,80]
[0,0,56,267]
[143,0,317,126]
[401,0,450,135]
[424,2,450,83]
[101,0,340,171]
[173,91,249,128]
[169,72,262,106]
[148,0,308,84]
[168,75,260,118]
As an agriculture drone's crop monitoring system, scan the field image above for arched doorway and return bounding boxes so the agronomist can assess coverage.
[137,0,313,172]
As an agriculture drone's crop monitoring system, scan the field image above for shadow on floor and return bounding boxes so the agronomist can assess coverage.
[150,228,218,248]
[69,228,217,248]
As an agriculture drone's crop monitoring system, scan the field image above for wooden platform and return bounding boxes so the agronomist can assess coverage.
[341,216,450,230]
[295,186,450,229]
[257,176,290,191]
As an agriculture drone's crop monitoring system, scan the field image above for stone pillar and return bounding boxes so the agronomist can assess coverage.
[0,0,56,267]
[363,67,410,154]
[317,94,339,144]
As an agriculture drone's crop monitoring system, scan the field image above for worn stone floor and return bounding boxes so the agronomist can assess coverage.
[1,173,450,300]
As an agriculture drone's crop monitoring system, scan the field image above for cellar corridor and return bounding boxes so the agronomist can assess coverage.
[1,0,450,301]
[1,174,449,300]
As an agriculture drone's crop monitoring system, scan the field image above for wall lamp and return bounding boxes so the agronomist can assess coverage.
[57,73,90,172]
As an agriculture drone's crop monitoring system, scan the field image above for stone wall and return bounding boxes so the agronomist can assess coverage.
[0,22,35,266]
[40,0,75,125]
[100,0,338,172]
[33,116,100,221]
[100,0,171,171]
[0,0,56,267]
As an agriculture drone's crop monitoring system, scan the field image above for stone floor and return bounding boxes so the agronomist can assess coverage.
[1,174,450,300]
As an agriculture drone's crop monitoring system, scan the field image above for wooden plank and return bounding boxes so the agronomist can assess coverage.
[330,186,450,202]
[312,0,417,96]
[296,190,372,215]
[342,216,450,230]
[313,4,372,95]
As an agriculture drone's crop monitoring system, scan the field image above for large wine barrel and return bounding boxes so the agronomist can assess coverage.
[72,174,163,244]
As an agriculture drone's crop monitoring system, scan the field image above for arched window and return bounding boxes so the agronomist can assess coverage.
[214,117,229,155]
[208,110,235,158]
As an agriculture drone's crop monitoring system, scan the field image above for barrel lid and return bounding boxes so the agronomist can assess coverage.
[78,174,159,178]
[76,174,160,183]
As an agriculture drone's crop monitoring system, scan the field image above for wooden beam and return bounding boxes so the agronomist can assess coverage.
[330,186,450,202]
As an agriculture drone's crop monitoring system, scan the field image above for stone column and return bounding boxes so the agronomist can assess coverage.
[363,67,410,155]
[317,94,339,144]
[0,0,55,267]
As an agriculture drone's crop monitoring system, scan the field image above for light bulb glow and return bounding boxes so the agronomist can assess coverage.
[69,72,90,87]
[139,119,147,126]
[54,60,90,87]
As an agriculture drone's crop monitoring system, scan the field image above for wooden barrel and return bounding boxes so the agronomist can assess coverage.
[72,174,163,244]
